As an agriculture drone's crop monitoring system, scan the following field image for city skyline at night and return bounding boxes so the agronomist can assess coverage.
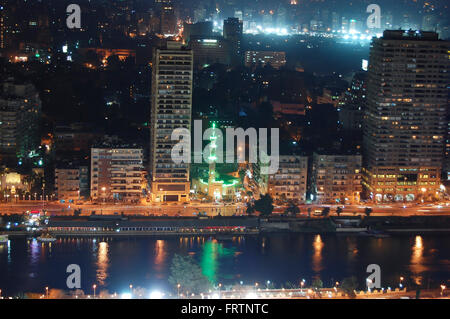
[0,0,448,308]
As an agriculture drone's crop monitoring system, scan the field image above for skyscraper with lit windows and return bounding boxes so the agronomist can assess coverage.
[363,30,449,202]
[150,41,193,202]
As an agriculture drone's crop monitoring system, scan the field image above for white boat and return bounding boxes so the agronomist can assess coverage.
[37,233,57,242]
[0,234,8,243]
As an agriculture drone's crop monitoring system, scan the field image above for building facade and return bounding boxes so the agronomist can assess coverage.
[363,30,449,202]
[91,147,145,202]
[268,155,308,203]
[244,51,286,69]
[339,72,367,131]
[311,153,362,204]
[0,78,41,163]
[55,166,89,201]
[223,17,243,66]
[189,36,230,68]
[150,41,193,202]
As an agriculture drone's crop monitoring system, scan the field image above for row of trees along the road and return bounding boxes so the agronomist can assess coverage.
[245,195,373,217]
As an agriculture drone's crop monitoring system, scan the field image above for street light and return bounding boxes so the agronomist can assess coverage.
[177,283,181,298]
[300,279,306,292]
[441,285,446,296]
[93,284,97,299]
[45,286,49,299]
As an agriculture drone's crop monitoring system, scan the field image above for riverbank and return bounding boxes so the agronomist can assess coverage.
[2,215,450,237]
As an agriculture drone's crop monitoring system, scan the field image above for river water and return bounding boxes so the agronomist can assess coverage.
[0,233,448,296]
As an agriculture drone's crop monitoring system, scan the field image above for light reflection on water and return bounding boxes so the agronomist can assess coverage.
[312,234,324,273]
[96,241,109,286]
[0,234,448,294]
[410,235,425,285]
[200,239,237,283]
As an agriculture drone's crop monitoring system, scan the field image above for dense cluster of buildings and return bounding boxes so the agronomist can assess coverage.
[0,0,448,206]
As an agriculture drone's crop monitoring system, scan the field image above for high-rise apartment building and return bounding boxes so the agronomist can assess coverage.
[339,72,367,131]
[150,41,193,202]
[90,147,145,202]
[189,36,230,68]
[0,4,5,49]
[223,17,243,66]
[363,30,449,202]
[156,0,177,35]
[0,78,41,163]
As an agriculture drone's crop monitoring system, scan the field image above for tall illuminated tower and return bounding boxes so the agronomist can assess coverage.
[150,41,193,202]
[363,30,449,202]
[207,123,217,188]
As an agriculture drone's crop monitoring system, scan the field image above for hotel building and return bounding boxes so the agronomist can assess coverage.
[363,30,449,202]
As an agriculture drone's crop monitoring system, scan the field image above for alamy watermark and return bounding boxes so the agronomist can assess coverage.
[66,4,81,29]
[366,264,381,289]
[171,120,280,175]
[366,4,381,29]
[66,264,81,289]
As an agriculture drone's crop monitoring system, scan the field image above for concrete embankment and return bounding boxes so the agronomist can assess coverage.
[261,215,450,234]
[2,215,450,237]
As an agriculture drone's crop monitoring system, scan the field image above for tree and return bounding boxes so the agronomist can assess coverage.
[312,278,323,290]
[254,194,274,216]
[168,254,211,295]
[285,201,300,216]
[341,276,358,298]
[321,207,330,217]
[364,207,373,217]
[284,281,296,289]
[246,203,255,215]
[336,207,343,216]
[311,278,323,298]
